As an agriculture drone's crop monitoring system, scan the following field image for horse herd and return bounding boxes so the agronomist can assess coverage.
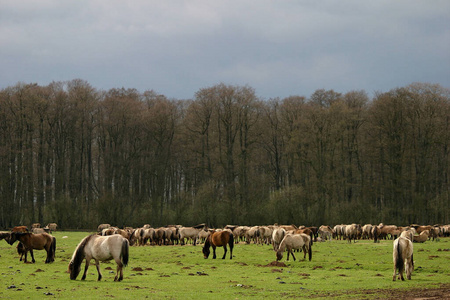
[1,222,449,282]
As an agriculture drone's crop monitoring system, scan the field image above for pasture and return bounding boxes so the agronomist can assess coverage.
[0,231,449,299]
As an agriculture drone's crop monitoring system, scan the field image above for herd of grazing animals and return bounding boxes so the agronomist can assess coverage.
[1,222,449,282]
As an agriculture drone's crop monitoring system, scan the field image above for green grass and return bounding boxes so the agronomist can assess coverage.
[0,231,449,299]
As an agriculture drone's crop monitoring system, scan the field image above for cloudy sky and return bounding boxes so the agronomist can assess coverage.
[1,1,449,99]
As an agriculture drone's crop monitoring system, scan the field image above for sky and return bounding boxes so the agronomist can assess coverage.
[1,1,449,100]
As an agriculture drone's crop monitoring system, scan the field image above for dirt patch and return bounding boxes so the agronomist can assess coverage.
[312,266,323,270]
[259,261,287,267]
[132,267,143,271]
[35,269,44,272]
[313,283,450,299]
[104,267,113,270]
[271,269,283,273]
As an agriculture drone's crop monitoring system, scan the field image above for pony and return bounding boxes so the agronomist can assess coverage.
[400,229,414,242]
[318,225,333,241]
[68,234,129,281]
[272,227,286,251]
[178,224,206,246]
[46,223,58,232]
[276,233,312,262]
[202,230,234,259]
[142,228,156,245]
[97,223,111,233]
[345,224,361,243]
[258,226,274,245]
[245,226,260,244]
[361,224,373,240]
[413,230,429,243]
[393,236,414,281]
[7,232,56,263]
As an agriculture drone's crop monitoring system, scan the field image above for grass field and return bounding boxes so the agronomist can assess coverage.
[0,231,449,299]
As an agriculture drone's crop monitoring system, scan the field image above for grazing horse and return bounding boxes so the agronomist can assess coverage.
[202,230,234,259]
[393,236,414,281]
[7,232,56,263]
[318,225,333,241]
[276,233,311,262]
[69,234,129,281]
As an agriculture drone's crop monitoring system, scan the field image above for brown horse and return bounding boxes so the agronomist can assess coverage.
[7,232,56,263]
[202,230,234,259]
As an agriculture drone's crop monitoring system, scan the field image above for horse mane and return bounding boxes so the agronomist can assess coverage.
[277,235,288,253]
[70,234,95,272]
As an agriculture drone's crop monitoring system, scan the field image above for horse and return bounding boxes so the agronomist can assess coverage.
[345,224,361,243]
[318,225,333,241]
[178,224,206,246]
[202,230,234,259]
[97,223,111,233]
[393,236,414,281]
[46,223,58,232]
[276,233,312,262]
[400,230,414,242]
[68,234,129,281]
[7,232,56,263]
[413,230,429,243]
[272,227,286,251]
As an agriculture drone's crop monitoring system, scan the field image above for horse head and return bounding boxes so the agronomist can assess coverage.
[202,237,211,259]
[68,260,81,280]
[6,232,20,245]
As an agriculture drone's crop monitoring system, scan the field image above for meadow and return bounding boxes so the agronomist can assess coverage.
[0,231,449,299]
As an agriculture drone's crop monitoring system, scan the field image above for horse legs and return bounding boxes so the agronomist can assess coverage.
[30,249,36,263]
[113,257,124,281]
[212,245,217,259]
[291,250,296,261]
[95,260,103,281]
[114,263,124,281]
[81,260,90,280]
[221,245,227,259]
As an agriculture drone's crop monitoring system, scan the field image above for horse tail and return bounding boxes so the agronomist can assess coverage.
[373,226,378,243]
[51,237,56,261]
[395,239,404,273]
[121,239,129,267]
[309,231,314,246]
[228,232,234,251]
[308,238,312,261]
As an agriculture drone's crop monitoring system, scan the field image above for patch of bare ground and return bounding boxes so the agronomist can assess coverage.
[258,261,287,267]
[312,283,450,299]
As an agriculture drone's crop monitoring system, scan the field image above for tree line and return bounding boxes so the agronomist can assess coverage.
[0,80,448,229]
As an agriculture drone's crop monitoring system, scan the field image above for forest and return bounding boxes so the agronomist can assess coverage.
[0,80,448,230]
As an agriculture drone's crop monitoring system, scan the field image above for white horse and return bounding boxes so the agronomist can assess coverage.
[69,234,129,281]
[393,236,414,281]
[276,233,312,262]
[272,227,286,251]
